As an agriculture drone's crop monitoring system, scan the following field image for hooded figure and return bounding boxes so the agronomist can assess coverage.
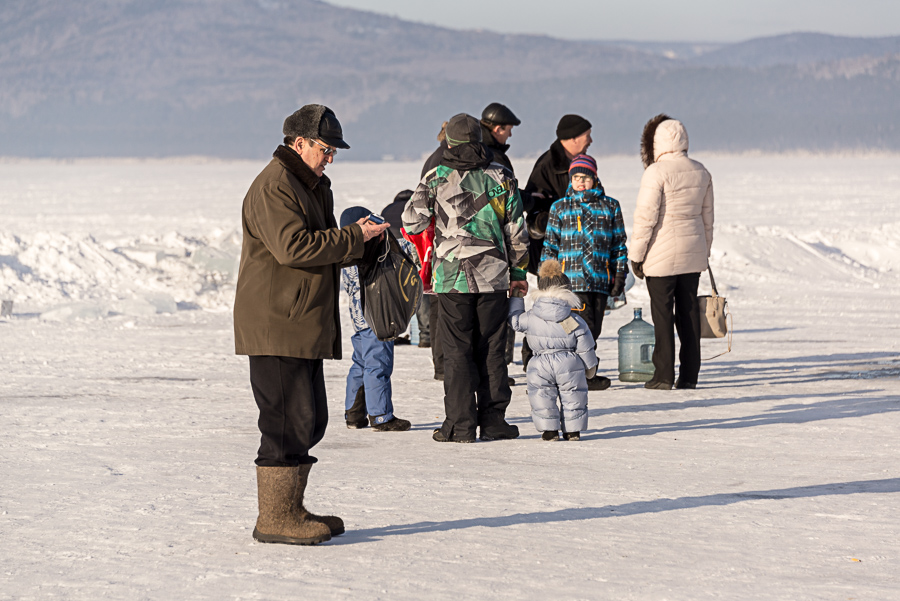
[508,259,599,440]
[628,115,714,390]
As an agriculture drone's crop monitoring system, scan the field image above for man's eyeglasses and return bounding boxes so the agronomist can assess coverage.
[310,138,337,156]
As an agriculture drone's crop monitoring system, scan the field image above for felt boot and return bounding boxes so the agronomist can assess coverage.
[294,464,345,536]
[253,466,331,545]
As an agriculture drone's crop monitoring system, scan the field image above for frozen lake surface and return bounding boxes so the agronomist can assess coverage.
[1,154,899,600]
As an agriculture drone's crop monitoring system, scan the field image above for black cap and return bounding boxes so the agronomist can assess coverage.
[283,104,350,149]
[444,113,482,147]
[481,102,521,126]
[339,205,370,228]
[556,114,592,140]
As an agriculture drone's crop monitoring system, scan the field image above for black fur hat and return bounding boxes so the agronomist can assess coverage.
[538,259,571,290]
[283,104,350,149]
[640,113,672,168]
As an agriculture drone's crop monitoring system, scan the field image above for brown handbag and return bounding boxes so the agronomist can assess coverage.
[697,266,732,358]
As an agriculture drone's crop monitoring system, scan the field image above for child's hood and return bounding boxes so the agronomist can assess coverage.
[530,287,582,323]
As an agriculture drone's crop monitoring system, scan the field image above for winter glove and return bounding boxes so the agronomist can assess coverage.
[585,365,597,380]
[610,271,626,297]
[632,261,644,280]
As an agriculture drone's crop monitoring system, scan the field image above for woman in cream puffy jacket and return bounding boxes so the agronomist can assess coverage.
[628,115,714,390]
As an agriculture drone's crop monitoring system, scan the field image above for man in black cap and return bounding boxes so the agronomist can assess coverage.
[519,114,592,368]
[234,104,390,545]
[479,102,521,173]
[479,102,526,374]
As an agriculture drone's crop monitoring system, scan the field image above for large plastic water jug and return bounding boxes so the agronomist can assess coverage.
[618,308,656,382]
[409,315,419,346]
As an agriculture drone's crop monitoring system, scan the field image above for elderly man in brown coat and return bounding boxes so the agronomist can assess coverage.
[233,104,389,545]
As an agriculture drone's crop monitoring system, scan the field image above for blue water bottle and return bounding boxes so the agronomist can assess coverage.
[409,315,419,346]
[617,308,656,382]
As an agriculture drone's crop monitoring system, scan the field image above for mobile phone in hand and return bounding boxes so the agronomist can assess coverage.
[367,213,386,224]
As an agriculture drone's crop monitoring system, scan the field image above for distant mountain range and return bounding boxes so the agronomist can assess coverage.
[1,0,897,159]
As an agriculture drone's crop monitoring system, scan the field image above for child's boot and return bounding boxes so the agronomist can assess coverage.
[541,430,559,441]
[563,431,581,441]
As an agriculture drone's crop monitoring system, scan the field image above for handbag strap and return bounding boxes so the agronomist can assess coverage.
[707,264,719,297]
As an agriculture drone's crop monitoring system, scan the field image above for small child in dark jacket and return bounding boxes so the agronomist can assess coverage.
[509,260,599,441]
[541,154,628,391]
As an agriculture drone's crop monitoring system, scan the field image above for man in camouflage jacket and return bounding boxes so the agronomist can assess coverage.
[403,113,529,443]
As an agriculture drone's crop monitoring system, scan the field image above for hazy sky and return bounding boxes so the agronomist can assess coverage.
[325,0,898,42]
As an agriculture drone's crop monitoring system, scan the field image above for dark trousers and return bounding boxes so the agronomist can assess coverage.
[437,292,511,439]
[430,296,444,376]
[417,295,431,345]
[646,273,702,385]
[249,356,328,467]
[574,291,608,341]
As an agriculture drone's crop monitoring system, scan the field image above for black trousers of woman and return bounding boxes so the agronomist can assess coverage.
[645,273,702,385]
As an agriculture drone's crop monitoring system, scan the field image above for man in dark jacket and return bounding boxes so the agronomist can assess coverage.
[524,114,593,274]
[403,113,529,443]
[519,114,593,369]
[479,102,520,173]
[234,104,389,546]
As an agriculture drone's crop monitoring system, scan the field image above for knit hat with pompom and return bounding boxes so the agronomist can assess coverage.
[538,259,571,291]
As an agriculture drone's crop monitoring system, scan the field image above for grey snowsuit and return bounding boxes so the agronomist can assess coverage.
[508,288,599,433]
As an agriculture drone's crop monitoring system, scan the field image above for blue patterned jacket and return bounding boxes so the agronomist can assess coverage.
[540,185,628,294]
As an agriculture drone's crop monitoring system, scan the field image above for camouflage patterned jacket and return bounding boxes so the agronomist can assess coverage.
[402,156,529,294]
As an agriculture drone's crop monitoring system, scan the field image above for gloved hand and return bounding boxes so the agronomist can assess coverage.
[585,365,597,380]
[632,261,644,280]
[610,271,626,297]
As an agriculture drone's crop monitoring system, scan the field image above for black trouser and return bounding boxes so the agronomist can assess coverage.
[646,273,701,385]
[417,295,431,345]
[430,296,444,376]
[437,292,511,439]
[574,291,608,342]
[249,356,328,466]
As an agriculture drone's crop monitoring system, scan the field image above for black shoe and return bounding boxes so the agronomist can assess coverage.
[345,417,369,429]
[507,376,515,387]
[645,379,673,390]
[480,421,519,441]
[675,379,697,389]
[418,341,431,348]
[587,376,611,391]
[432,428,475,443]
[434,373,444,381]
[394,335,411,345]
[370,416,412,432]
[541,430,559,441]
[563,431,581,441]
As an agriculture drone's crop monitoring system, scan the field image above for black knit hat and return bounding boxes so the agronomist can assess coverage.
[283,104,350,149]
[445,113,482,147]
[340,205,370,228]
[538,259,571,290]
[556,114,592,140]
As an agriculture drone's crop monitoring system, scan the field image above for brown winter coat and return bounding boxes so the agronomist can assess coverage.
[233,146,364,359]
[628,119,714,277]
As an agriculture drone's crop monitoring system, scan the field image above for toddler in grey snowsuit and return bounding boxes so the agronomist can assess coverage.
[508,259,599,441]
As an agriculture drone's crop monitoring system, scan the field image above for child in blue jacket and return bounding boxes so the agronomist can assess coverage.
[541,154,628,391]
[340,206,412,432]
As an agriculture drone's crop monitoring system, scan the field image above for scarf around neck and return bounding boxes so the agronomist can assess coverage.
[440,142,494,172]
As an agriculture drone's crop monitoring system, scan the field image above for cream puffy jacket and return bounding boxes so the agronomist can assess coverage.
[628,119,714,277]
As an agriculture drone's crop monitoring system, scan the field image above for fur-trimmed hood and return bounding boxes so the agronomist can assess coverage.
[641,114,689,168]
[530,286,582,323]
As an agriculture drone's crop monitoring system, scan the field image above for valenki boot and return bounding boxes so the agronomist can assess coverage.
[294,464,345,536]
[253,466,331,545]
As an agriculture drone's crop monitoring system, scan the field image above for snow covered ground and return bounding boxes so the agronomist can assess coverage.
[1,154,898,600]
